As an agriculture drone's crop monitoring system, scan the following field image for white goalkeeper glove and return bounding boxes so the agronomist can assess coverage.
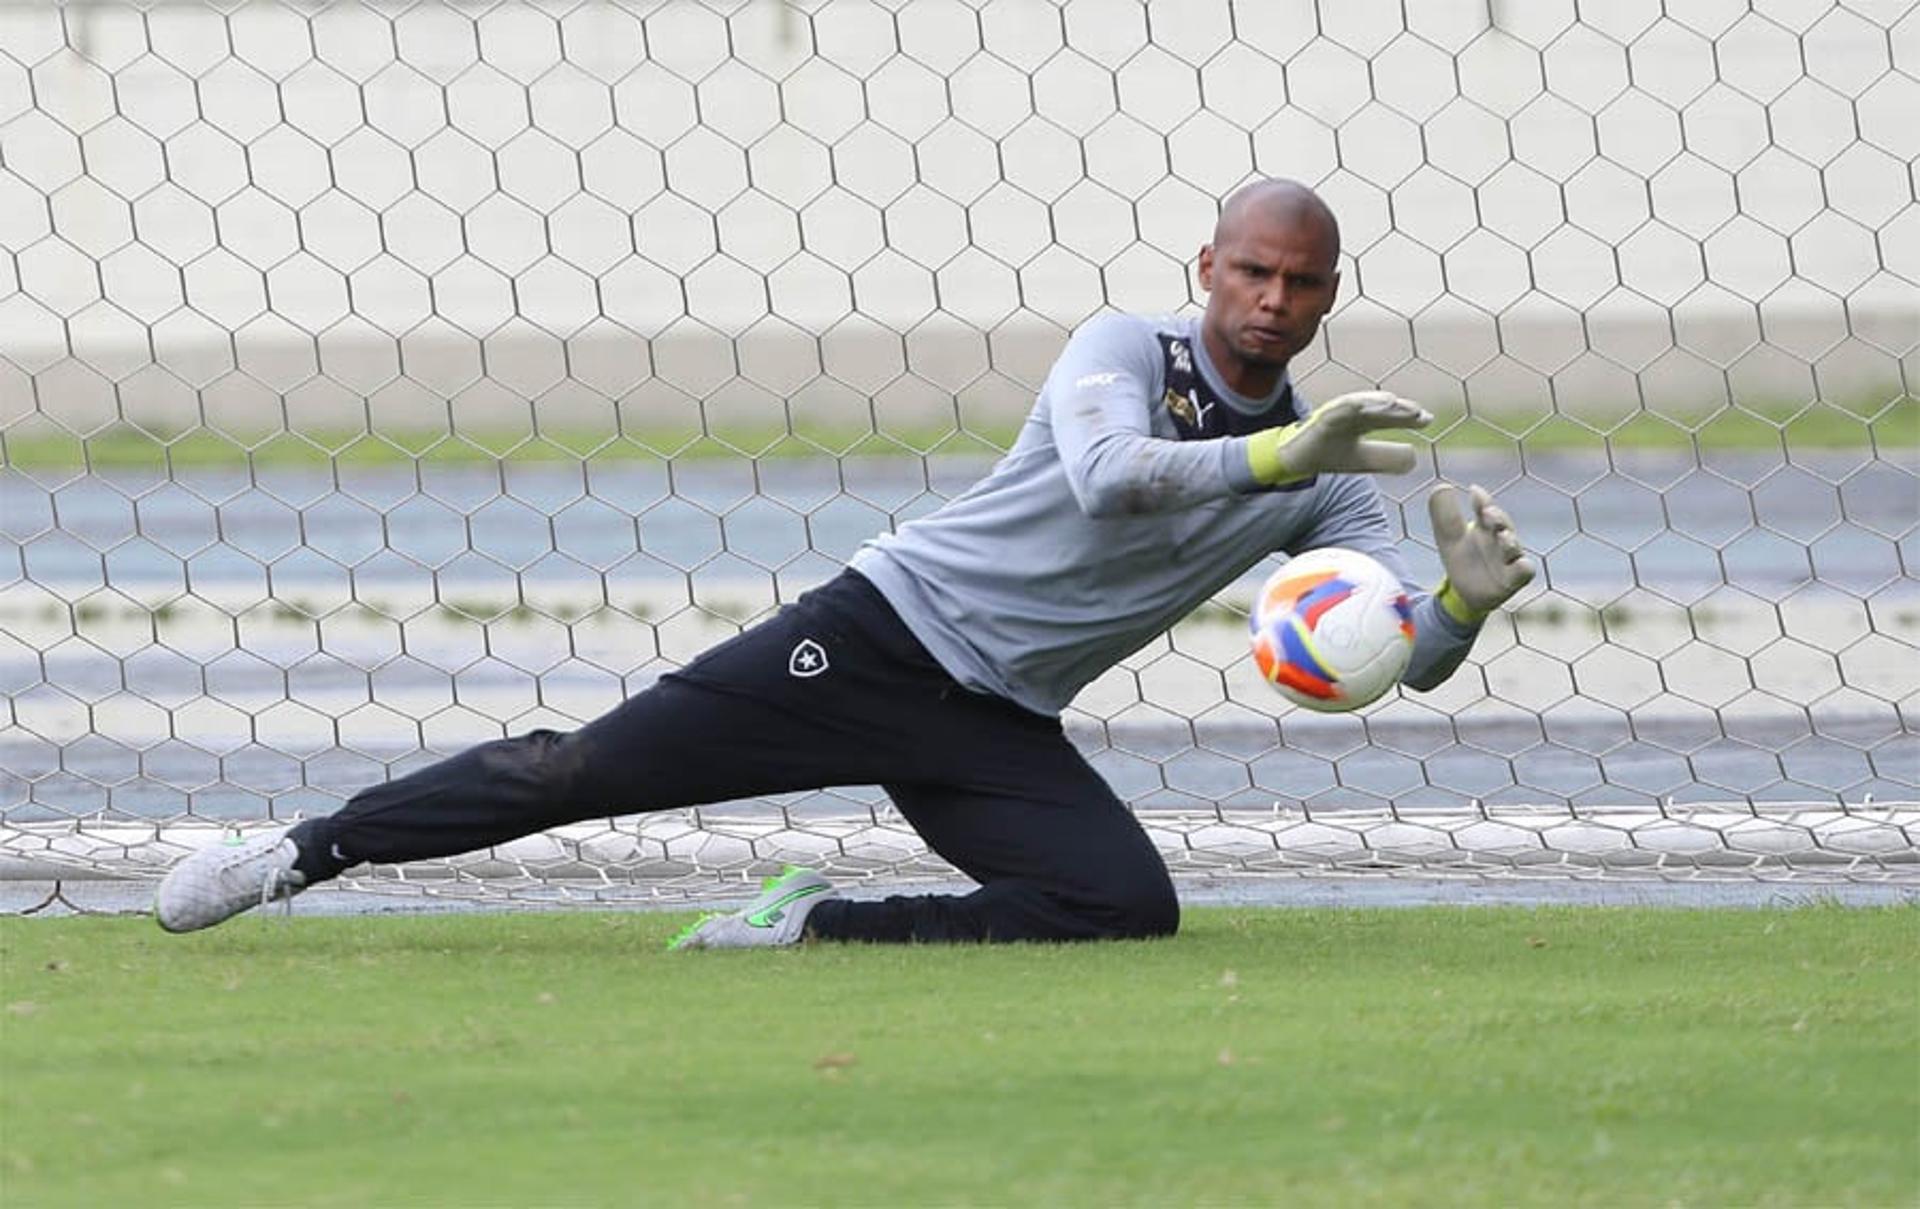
[1246,390,1433,486]
[1428,482,1536,624]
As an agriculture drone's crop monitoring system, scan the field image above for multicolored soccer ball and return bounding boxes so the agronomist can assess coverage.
[1249,548,1415,713]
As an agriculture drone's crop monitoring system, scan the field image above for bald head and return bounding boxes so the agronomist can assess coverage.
[1195,178,1343,396]
[1212,179,1340,262]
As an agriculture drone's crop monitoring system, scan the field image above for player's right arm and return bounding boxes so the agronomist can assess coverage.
[1044,315,1234,517]
[1046,316,1432,517]
[1242,391,1433,484]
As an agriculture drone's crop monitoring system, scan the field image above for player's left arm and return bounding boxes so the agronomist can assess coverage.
[1289,475,1534,690]
[1426,483,1536,626]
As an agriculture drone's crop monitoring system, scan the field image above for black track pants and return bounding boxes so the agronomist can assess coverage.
[292,571,1178,943]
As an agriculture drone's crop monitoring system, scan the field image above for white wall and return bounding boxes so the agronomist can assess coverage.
[1,0,1913,433]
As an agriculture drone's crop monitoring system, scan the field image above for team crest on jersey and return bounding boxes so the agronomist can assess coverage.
[788,638,829,678]
[1163,386,1210,430]
[1157,333,1311,492]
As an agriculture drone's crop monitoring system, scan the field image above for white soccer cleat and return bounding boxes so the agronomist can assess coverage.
[154,830,308,933]
[668,866,837,950]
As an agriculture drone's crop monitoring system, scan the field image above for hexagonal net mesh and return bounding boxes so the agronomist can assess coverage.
[2,0,1916,910]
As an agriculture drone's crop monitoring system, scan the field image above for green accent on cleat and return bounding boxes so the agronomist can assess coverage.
[666,867,837,951]
[746,868,833,928]
[666,913,724,952]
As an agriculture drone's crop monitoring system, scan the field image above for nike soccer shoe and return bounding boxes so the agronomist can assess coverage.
[668,866,836,950]
[155,830,307,933]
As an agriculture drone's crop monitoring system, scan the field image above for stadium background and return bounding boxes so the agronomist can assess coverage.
[1,0,1915,909]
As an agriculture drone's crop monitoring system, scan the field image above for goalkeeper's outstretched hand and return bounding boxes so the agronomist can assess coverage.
[1428,483,1536,624]
[1246,390,1433,486]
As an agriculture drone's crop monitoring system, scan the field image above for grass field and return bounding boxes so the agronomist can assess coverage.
[3,904,1915,1207]
[4,396,1914,470]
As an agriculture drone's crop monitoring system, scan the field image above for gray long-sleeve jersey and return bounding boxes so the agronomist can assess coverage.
[849,312,1481,716]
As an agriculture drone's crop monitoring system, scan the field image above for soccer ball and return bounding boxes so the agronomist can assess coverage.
[1249,547,1414,713]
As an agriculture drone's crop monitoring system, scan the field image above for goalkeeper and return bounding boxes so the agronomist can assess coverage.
[156,179,1534,944]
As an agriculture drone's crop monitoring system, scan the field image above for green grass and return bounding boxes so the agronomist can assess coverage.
[0,425,1017,471]
[3,905,1916,1207]
[3,397,1913,470]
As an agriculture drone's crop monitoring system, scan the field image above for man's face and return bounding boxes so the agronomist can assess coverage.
[1196,210,1341,391]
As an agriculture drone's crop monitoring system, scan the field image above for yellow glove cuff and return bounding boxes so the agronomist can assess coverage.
[1434,577,1486,625]
[1246,425,1300,486]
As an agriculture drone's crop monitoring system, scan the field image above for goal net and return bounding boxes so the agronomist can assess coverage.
[3,0,1915,906]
